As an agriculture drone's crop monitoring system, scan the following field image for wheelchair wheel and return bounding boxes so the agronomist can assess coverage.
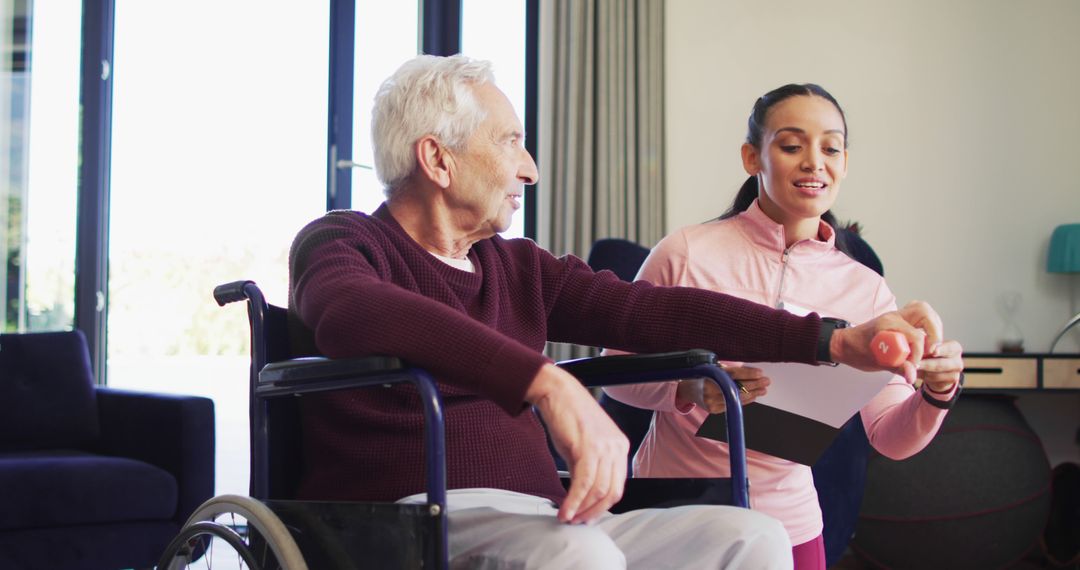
[157,494,308,570]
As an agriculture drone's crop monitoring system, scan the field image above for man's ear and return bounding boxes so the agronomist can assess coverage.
[416,135,452,189]
[741,143,761,176]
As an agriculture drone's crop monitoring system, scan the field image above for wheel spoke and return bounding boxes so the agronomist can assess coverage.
[158,495,306,570]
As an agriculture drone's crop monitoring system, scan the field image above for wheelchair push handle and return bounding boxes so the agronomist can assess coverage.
[214,280,258,306]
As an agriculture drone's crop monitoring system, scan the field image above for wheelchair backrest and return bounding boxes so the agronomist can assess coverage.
[257,304,307,500]
[214,280,310,501]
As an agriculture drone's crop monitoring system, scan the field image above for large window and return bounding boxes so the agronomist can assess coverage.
[1,0,80,333]
[463,0,527,239]
[105,0,330,496]
[349,0,419,215]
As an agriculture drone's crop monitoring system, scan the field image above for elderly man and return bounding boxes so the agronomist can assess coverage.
[288,54,956,569]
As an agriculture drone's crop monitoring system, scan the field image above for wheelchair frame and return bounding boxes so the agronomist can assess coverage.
[157,280,750,569]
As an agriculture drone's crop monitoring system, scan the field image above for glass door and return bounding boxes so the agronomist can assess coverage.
[462,0,526,238]
[105,0,330,496]
[348,0,419,215]
[1,0,81,333]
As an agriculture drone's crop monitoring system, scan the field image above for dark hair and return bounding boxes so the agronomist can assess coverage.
[717,83,859,256]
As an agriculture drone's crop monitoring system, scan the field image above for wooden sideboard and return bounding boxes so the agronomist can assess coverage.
[963,352,1080,390]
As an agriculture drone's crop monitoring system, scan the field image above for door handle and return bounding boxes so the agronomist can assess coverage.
[335,159,373,170]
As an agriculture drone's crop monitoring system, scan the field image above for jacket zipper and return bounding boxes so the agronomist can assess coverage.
[775,246,793,310]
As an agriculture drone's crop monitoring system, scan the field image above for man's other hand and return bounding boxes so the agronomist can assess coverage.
[526,363,629,524]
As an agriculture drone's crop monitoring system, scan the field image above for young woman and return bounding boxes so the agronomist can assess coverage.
[603,84,964,569]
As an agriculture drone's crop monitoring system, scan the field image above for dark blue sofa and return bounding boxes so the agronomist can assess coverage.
[0,331,215,570]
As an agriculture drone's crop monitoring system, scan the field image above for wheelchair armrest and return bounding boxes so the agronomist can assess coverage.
[556,349,716,385]
[254,356,447,510]
[555,349,750,508]
[258,355,406,396]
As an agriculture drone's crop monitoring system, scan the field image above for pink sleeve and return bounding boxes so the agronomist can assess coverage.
[602,382,690,413]
[860,279,952,459]
[860,381,950,460]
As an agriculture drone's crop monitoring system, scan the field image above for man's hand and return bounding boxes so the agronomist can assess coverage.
[675,366,770,413]
[526,363,629,524]
[831,300,943,378]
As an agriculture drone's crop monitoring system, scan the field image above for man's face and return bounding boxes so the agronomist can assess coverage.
[446,82,539,236]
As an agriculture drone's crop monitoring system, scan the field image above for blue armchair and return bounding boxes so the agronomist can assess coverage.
[0,330,215,570]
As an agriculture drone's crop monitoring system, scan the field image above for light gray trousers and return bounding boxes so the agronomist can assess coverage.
[399,488,792,570]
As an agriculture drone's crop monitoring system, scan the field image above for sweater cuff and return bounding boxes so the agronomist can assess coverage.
[784,313,823,364]
[477,340,552,415]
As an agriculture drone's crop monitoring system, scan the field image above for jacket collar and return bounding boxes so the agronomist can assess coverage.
[736,199,836,260]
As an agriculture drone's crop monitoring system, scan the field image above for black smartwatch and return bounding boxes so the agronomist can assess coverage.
[816,317,850,366]
[922,372,965,410]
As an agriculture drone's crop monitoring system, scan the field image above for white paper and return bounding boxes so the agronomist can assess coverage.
[743,362,895,428]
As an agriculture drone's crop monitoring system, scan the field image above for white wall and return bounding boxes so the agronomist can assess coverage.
[665,0,1080,354]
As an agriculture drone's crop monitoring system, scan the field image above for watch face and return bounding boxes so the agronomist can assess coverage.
[818,318,845,365]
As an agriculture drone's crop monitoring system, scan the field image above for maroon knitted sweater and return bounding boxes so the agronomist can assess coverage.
[288,204,821,503]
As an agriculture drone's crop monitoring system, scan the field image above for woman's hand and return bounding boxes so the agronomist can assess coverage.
[917,339,964,393]
[675,366,770,414]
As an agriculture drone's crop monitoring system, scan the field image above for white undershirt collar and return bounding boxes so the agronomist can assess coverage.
[430,252,476,273]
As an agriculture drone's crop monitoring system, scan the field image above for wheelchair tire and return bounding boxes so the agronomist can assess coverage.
[157,494,309,570]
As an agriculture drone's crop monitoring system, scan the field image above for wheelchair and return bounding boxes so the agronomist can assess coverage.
[155,280,750,569]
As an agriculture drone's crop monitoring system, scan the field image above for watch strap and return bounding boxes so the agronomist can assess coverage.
[816,317,849,366]
[921,372,965,410]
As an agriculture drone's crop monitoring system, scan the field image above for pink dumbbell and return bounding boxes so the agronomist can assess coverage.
[871,331,910,367]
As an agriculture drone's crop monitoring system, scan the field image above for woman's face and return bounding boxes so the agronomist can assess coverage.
[742,95,848,228]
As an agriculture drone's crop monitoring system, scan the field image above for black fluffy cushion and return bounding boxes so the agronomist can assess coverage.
[852,395,1052,569]
[0,331,100,451]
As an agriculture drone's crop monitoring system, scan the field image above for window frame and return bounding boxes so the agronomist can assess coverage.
[71,0,539,381]
[75,0,114,383]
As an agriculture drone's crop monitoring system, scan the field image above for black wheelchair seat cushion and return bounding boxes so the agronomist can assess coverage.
[0,450,178,529]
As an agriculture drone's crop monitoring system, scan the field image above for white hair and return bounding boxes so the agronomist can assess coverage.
[371,54,495,197]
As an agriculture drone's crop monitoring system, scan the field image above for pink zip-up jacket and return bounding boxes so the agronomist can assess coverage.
[603,200,954,545]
